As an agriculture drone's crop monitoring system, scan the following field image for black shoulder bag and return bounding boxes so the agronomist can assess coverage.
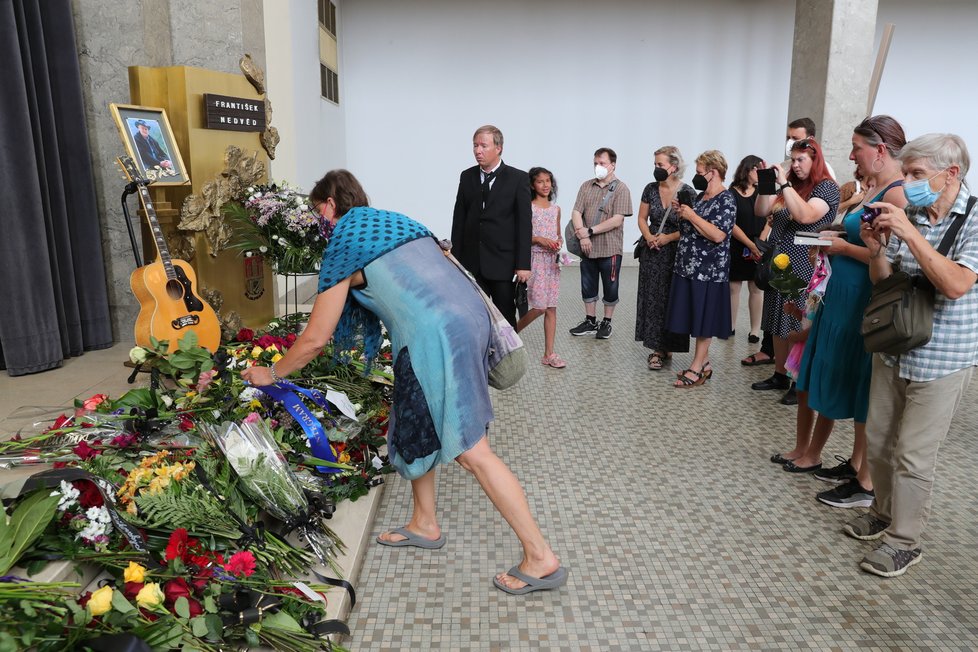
[861,195,977,354]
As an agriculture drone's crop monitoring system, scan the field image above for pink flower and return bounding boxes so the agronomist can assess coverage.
[243,412,260,424]
[83,394,109,411]
[224,551,256,577]
[196,369,218,393]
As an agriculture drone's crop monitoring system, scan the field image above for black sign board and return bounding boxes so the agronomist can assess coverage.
[203,93,266,132]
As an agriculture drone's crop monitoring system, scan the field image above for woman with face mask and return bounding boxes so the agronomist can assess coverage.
[751,139,840,405]
[634,146,695,370]
[666,150,737,387]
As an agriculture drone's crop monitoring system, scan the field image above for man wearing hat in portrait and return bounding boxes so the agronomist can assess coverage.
[132,119,173,172]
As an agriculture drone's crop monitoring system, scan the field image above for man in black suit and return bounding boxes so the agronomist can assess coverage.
[451,125,532,326]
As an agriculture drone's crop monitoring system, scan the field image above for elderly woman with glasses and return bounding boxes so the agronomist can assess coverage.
[752,138,840,406]
[844,133,978,578]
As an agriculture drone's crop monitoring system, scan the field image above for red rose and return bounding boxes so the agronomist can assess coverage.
[286,333,297,345]
[123,581,144,600]
[178,415,195,432]
[72,441,101,460]
[47,414,72,432]
[186,597,204,617]
[163,577,193,605]
[235,328,255,342]
[73,480,104,508]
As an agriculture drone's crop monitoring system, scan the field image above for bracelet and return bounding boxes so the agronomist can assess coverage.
[270,363,283,383]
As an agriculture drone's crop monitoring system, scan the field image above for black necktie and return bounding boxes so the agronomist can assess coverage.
[481,171,495,208]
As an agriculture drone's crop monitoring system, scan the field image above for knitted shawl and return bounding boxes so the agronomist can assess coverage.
[317,207,432,364]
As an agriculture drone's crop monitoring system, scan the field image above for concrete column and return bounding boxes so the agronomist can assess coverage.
[70,0,265,340]
[787,0,879,178]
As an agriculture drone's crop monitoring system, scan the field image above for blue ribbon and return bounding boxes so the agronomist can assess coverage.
[254,381,341,474]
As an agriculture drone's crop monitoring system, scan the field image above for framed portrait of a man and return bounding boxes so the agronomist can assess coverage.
[109,104,190,185]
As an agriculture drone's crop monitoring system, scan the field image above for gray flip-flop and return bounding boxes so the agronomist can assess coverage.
[493,565,569,595]
[375,527,446,549]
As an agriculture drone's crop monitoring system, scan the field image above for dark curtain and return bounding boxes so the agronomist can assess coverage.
[0,0,113,376]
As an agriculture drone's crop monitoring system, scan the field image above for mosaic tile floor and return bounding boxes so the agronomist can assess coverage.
[348,266,978,651]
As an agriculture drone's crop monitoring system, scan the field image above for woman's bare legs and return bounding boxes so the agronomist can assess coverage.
[852,422,873,490]
[730,281,742,333]
[792,411,836,468]
[543,307,557,357]
[516,308,544,334]
[456,437,560,590]
[376,469,442,543]
[747,280,763,336]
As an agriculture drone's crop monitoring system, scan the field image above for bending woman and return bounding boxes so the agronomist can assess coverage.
[241,170,566,596]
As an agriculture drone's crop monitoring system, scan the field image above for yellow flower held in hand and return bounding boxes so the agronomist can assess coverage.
[136,582,164,608]
[124,561,147,583]
[773,253,791,270]
[87,585,114,616]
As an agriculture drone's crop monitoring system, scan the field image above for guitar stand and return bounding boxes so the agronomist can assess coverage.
[121,179,150,269]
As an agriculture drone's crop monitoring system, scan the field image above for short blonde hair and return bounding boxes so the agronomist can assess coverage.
[696,150,728,180]
[473,125,504,149]
[654,146,685,178]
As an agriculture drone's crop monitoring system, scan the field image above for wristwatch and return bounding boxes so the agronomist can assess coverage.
[779,182,792,191]
[587,227,594,237]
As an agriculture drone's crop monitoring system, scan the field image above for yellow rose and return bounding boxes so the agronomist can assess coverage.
[87,585,114,616]
[773,253,791,270]
[270,353,283,363]
[339,452,351,464]
[136,582,164,608]
[123,561,147,583]
[251,346,264,358]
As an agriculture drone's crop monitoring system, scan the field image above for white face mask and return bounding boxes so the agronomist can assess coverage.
[785,139,796,159]
[594,165,609,181]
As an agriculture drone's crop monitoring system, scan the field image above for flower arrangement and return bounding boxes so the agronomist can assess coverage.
[224,182,328,275]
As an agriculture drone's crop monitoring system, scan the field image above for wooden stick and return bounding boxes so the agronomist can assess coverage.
[866,23,895,116]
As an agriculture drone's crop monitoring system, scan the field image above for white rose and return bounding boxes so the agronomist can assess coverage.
[129,346,149,365]
[259,246,268,253]
[160,394,173,408]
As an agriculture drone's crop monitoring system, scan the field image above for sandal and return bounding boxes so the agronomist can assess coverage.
[702,362,713,381]
[673,368,705,388]
[741,352,775,367]
[541,353,567,369]
[647,352,663,371]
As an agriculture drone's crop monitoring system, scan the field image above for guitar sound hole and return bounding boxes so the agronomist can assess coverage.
[166,279,183,300]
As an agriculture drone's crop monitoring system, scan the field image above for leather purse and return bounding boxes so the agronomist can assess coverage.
[861,196,976,354]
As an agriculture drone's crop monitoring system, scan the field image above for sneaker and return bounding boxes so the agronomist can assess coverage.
[817,479,875,508]
[595,320,612,339]
[814,455,858,483]
[842,513,890,541]
[569,318,598,336]
[859,543,922,578]
[541,353,567,369]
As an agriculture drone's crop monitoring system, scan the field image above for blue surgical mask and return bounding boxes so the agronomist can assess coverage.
[903,171,946,207]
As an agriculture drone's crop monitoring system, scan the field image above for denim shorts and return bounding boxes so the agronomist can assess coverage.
[579,255,621,305]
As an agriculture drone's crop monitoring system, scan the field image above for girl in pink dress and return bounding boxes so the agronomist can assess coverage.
[517,167,565,368]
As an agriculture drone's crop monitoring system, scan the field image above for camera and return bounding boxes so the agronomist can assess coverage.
[756,168,777,196]
[861,205,882,223]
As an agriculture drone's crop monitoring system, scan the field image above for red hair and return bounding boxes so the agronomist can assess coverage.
[787,138,833,200]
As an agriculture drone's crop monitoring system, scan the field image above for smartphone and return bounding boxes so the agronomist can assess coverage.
[678,188,696,207]
[756,168,777,196]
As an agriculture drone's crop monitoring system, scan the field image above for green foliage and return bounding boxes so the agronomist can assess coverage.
[0,490,60,575]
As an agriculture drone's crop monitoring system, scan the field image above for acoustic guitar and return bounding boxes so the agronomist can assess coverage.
[118,155,221,353]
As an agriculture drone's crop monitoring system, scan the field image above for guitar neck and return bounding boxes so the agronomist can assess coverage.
[137,184,176,279]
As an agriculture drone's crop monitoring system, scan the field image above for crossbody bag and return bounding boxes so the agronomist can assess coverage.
[861,195,977,354]
[565,180,618,257]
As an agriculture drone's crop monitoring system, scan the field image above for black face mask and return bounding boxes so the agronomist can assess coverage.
[692,173,709,191]
[653,167,669,182]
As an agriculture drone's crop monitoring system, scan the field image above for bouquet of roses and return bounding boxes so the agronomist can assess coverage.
[225,182,327,274]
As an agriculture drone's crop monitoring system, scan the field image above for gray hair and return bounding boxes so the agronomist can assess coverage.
[654,145,686,178]
[899,133,970,178]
